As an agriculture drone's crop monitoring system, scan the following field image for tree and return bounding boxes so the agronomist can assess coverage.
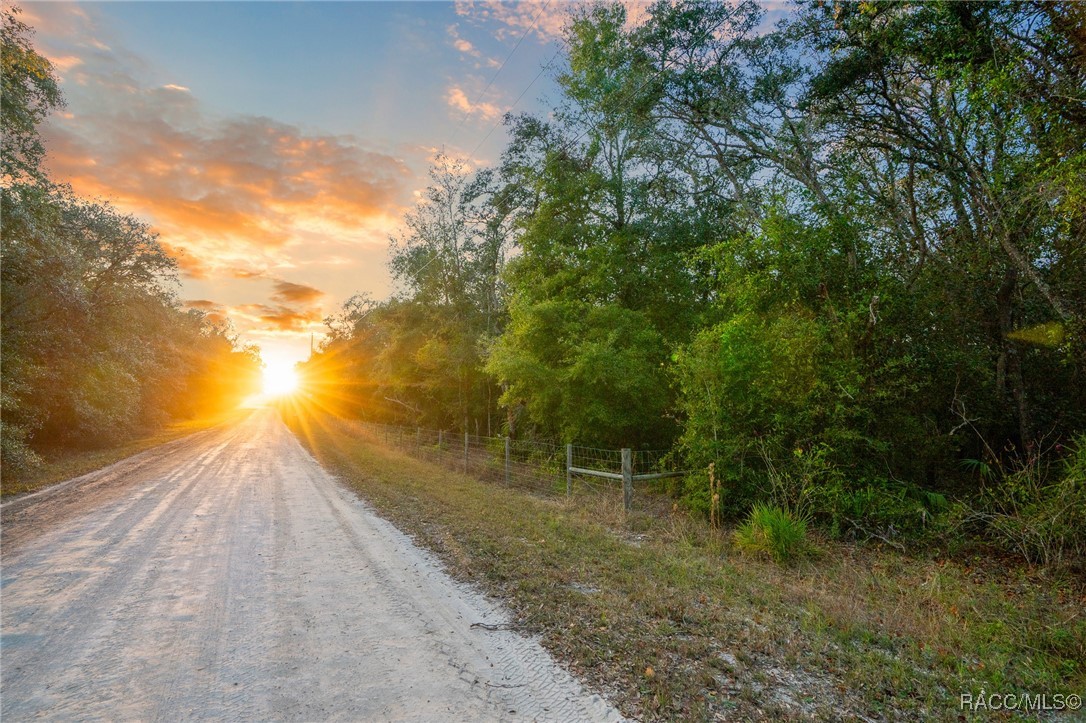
[1,6,62,185]
[1,6,261,480]
[304,156,513,432]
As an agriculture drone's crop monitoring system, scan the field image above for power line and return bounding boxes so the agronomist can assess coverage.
[458,4,724,172]
[451,0,554,147]
[467,43,565,160]
[465,16,714,163]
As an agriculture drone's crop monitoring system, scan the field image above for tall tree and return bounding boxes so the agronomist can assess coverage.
[1,6,261,479]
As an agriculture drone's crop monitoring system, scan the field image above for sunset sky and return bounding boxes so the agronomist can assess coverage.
[22,0,787,370]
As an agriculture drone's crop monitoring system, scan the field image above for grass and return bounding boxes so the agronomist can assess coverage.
[283,407,1086,721]
[0,408,247,498]
[733,504,811,564]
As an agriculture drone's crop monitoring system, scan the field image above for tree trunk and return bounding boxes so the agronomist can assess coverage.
[996,267,1032,449]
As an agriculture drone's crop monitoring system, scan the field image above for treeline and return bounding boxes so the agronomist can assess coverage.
[304,1,1085,561]
[1,8,261,478]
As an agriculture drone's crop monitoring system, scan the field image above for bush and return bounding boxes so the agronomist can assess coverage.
[980,435,1086,567]
[0,420,41,479]
[815,478,949,542]
[733,503,811,563]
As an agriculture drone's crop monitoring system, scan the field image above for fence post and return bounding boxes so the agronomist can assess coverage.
[416,427,420,450]
[566,444,573,498]
[622,448,633,513]
[504,437,511,485]
[438,429,443,450]
[464,432,469,474]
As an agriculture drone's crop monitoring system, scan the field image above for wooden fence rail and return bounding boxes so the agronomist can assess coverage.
[351,421,687,513]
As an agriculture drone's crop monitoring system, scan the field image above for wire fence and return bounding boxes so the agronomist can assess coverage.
[346,421,687,513]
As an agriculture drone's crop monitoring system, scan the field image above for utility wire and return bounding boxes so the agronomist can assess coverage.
[466,19,710,163]
[545,18,728,162]
[451,0,553,147]
[467,43,565,160]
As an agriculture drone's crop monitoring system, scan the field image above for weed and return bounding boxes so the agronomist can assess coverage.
[282,407,1086,721]
[734,503,811,564]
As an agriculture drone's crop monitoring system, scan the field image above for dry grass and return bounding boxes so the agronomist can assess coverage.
[0,408,247,498]
[284,407,1086,721]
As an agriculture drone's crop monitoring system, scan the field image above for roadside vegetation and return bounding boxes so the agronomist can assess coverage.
[0,408,247,498]
[284,407,1086,721]
[300,1,1085,578]
[0,8,262,486]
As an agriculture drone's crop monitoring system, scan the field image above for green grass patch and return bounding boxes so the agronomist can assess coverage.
[734,504,811,563]
[284,408,1086,721]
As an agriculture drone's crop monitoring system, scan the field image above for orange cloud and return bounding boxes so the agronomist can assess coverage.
[161,241,211,280]
[271,280,324,305]
[234,303,324,332]
[445,86,502,121]
[41,66,412,280]
[25,2,409,357]
[182,299,229,326]
[183,299,221,311]
[229,268,269,280]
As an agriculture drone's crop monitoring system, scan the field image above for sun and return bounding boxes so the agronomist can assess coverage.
[262,360,299,397]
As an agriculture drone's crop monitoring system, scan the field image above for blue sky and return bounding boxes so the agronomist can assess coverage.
[23,0,787,368]
[91,2,560,149]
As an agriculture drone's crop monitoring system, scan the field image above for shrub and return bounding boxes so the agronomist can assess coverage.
[980,435,1086,567]
[815,478,949,542]
[0,420,41,480]
[733,503,810,563]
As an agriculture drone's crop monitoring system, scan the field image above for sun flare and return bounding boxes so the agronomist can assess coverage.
[262,361,299,397]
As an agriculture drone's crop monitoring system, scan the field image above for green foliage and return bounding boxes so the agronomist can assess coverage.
[813,478,949,542]
[487,299,672,447]
[309,0,1084,566]
[733,504,811,564]
[977,436,1086,567]
[0,9,261,479]
[1,6,62,184]
[301,156,508,431]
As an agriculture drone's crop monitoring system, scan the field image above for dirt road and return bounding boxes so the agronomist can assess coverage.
[1,408,621,721]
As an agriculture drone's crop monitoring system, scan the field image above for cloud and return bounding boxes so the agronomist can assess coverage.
[183,299,221,311]
[454,0,569,42]
[162,241,212,279]
[448,22,509,73]
[233,303,324,332]
[445,85,502,121]
[46,54,84,73]
[33,3,413,287]
[22,3,416,357]
[447,24,481,57]
[454,0,656,41]
[43,111,411,275]
[271,280,324,305]
[229,268,269,280]
[181,298,229,325]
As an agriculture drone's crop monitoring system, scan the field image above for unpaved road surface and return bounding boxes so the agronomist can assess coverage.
[1,408,621,721]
